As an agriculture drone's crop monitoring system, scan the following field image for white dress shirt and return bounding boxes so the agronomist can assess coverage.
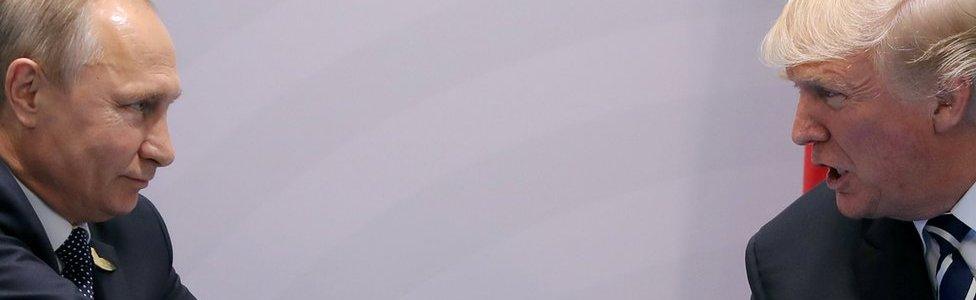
[915,181,976,288]
[14,177,89,272]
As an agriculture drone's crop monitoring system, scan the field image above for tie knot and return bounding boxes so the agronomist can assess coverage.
[926,214,973,244]
[62,228,89,247]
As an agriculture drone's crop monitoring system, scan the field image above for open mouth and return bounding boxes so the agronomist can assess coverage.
[828,167,845,179]
[825,166,851,190]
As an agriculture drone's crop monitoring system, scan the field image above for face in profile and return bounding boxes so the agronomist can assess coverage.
[22,0,181,223]
[787,53,948,220]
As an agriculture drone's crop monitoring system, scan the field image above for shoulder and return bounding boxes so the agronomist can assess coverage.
[94,196,170,241]
[746,183,863,299]
[754,183,862,247]
[91,195,175,264]
[0,230,88,298]
[91,196,196,299]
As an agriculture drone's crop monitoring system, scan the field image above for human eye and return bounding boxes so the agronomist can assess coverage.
[814,86,848,109]
[125,101,152,113]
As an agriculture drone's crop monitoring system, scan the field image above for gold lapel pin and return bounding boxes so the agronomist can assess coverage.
[90,247,116,272]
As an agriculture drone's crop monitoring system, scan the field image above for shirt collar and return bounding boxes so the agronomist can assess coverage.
[915,181,976,249]
[13,177,88,252]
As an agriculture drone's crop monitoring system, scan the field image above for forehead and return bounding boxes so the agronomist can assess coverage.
[785,52,883,87]
[84,0,180,99]
[92,1,175,62]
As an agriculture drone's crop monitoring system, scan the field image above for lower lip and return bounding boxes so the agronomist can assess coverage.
[825,169,851,191]
[123,177,149,188]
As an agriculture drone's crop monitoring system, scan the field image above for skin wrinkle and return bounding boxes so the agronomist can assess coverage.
[846,70,877,98]
[766,0,976,221]
[0,0,181,224]
[787,51,974,220]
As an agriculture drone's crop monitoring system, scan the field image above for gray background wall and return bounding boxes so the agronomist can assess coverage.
[145,1,800,298]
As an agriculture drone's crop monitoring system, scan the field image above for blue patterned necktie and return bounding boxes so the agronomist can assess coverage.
[55,227,95,299]
[926,214,975,300]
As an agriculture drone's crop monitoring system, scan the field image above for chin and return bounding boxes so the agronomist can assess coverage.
[835,191,881,219]
[103,193,141,218]
[81,192,141,223]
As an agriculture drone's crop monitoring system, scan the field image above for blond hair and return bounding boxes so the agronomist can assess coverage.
[762,0,976,96]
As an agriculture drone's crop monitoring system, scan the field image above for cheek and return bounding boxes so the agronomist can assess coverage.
[85,124,144,170]
[845,119,928,186]
[92,131,141,155]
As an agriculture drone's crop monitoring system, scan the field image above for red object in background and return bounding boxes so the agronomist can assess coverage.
[803,144,828,192]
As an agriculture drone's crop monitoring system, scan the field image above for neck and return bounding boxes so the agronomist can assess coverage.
[0,122,84,225]
[911,137,976,220]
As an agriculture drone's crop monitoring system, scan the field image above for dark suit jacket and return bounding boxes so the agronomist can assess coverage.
[0,161,195,299]
[745,183,934,300]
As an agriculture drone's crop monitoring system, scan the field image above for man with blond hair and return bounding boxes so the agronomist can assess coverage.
[0,0,194,298]
[746,0,976,299]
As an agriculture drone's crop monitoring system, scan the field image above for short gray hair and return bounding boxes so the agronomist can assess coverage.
[762,0,976,97]
[0,0,101,90]
[0,0,156,101]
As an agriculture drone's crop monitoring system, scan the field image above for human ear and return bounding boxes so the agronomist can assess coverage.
[933,77,973,133]
[3,58,46,128]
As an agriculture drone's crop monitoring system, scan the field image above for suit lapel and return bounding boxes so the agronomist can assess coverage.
[0,158,132,298]
[854,218,934,300]
[89,228,129,300]
[0,159,59,271]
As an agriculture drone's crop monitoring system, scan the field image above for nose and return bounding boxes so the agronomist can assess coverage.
[140,116,176,167]
[791,96,830,146]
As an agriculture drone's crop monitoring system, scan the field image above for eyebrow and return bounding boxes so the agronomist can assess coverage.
[787,64,855,83]
[789,74,849,91]
[793,79,829,89]
[125,88,182,103]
